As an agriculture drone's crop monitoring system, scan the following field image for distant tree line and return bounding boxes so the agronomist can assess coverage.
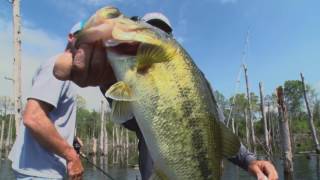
[1,79,319,158]
[214,80,320,155]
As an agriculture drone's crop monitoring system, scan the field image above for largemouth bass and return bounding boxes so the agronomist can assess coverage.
[78,6,241,180]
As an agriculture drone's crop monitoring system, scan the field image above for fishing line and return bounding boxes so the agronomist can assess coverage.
[80,154,115,180]
[73,137,115,179]
[226,29,250,126]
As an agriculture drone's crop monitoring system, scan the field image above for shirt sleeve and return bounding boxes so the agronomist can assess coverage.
[28,57,64,109]
[227,143,256,170]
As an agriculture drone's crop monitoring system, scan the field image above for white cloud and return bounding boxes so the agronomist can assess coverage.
[0,17,103,110]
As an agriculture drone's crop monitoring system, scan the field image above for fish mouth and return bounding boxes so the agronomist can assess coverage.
[106,41,141,56]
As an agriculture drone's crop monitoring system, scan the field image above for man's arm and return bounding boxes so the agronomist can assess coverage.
[23,99,83,179]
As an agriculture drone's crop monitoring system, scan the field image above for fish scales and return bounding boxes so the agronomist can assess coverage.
[78,6,240,180]
[108,43,222,179]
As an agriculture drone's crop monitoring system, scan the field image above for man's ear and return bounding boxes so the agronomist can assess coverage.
[65,34,77,52]
[68,34,74,43]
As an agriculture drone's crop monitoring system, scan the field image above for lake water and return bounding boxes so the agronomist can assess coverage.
[1,153,320,179]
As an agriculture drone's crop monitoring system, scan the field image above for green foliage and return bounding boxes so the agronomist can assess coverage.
[214,90,228,110]
[75,96,137,152]
[0,96,14,116]
[76,95,87,110]
[74,79,320,155]
[284,80,304,116]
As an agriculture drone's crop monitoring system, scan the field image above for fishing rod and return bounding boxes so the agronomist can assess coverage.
[73,137,115,180]
[79,153,115,180]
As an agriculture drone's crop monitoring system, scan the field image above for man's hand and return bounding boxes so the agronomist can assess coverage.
[64,147,84,180]
[248,160,278,180]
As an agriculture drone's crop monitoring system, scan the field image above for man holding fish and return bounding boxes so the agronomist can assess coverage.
[54,6,278,180]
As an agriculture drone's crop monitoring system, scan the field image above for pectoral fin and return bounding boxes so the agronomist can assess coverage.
[219,122,241,157]
[111,100,133,124]
[105,81,135,124]
[136,43,175,71]
[105,81,135,101]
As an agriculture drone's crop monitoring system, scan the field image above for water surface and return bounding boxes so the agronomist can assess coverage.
[1,154,320,179]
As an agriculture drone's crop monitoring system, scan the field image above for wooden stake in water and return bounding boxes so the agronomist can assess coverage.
[276,86,293,180]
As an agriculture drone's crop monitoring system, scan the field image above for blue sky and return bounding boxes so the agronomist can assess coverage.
[1,0,319,109]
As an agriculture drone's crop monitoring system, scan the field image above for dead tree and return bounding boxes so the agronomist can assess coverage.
[0,119,5,151]
[277,86,293,180]
[91,111,97,155]
[120,127,124,148]
[243,64,256,153]
[126,129,129,149]
[231,117,235,134]
[112,126,115,149]
[244,109,251,149]
[259,82,270,155]
[267,102,276,154]
[300,73,320,153]
[92,137,97,155]
[99,100,105,155]
[5,114,13,149]
[12,0,22,138]
[104,114,109,155]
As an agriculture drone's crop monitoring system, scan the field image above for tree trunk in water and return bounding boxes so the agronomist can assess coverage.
[134,136,137,147]
[99,100,105,155]
[1,98,8,151]
[267,102,275,154]
[92,137,97,155]
[259,82,270,156]
[276,86,293,180]
[112,126,115,149]
[0,119,5,151]
[231,117,235,133]
[13,0,22,138]
[120,127,124,148]
[126,129,129,149]
[243,64,256,153]
[244,110,251,150]
[91,110,96,155]
[104,121,108,155]
[300,73,320,153]
[116,126,119,147]
[5,115,13,149]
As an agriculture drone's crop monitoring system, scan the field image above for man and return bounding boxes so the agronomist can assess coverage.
[54,9,278,180]
[8,25,85,179]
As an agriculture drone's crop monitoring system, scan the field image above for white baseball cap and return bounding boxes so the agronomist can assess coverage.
[141,12,172,33]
